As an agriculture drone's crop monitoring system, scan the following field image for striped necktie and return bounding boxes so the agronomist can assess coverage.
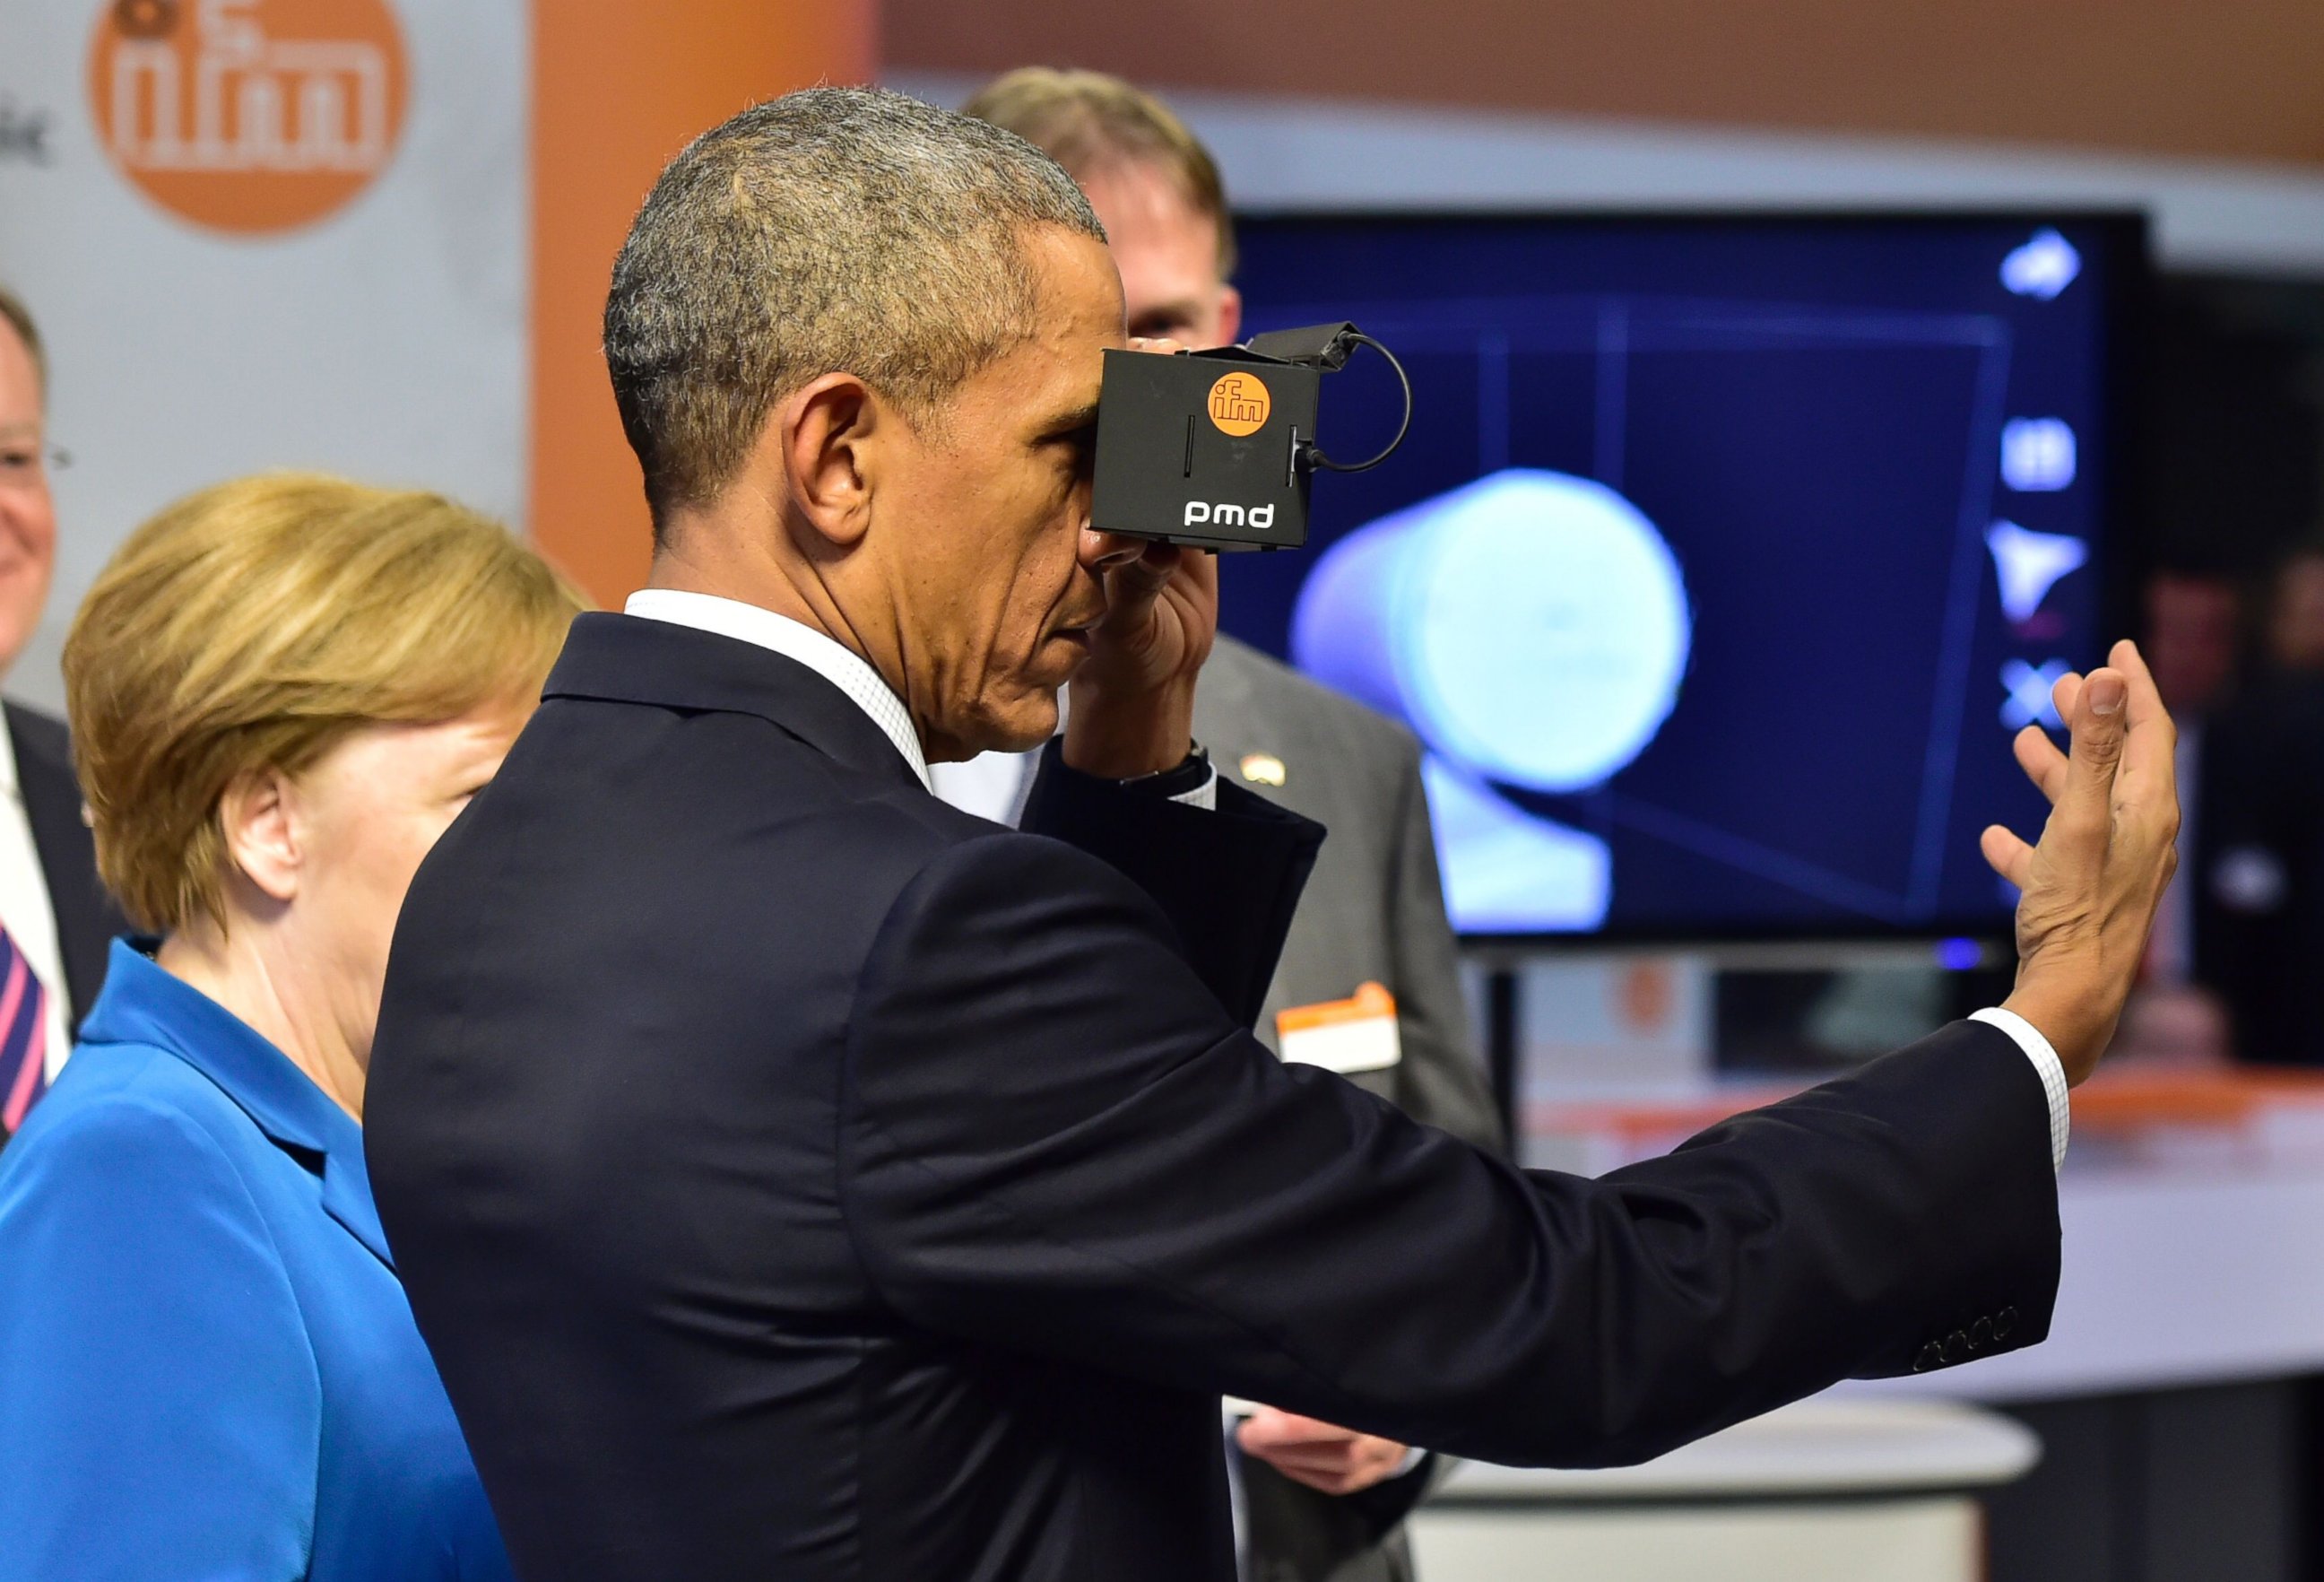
[0,927,49,1134]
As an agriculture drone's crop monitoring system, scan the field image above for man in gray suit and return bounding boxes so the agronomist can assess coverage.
[930,67,1501,1582]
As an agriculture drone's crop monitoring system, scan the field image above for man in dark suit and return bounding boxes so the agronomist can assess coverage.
[366,89,2179,1582]
[0,285,126,1140]
[2140,564,2324,1065]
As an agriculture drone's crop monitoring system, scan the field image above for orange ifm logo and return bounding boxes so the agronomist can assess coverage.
[88,0,409,236]
[1207,371,1270,438]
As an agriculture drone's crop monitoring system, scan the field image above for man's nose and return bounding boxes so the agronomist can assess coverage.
[1080,526,1147,571]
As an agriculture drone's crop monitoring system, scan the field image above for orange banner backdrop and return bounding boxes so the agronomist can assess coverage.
[532,2,877,605]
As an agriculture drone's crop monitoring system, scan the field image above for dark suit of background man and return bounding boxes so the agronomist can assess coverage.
[366,88,2181,1582]
[929,70,1499,1582]
[0,287,126,1143]
[2141,562,2324,1066]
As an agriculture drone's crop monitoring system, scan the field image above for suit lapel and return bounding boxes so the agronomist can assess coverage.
[320,1146,395,1270]
[4,702,121,1030]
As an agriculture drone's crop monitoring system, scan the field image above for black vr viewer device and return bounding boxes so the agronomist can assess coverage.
[1089,323,1412,552]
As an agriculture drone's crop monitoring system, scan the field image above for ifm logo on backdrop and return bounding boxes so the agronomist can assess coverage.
[88,0,409,234]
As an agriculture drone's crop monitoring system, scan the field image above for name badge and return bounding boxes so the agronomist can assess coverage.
[1277,982,1402,1074]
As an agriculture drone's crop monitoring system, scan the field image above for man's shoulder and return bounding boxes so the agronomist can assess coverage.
[2,699,72,781]
[1203,637,1418,762]
[413,692,1010,960]
[504,691,976,839]
[1198,636,1420,816]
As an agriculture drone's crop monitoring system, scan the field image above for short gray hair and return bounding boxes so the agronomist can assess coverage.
[604,86,1106,528]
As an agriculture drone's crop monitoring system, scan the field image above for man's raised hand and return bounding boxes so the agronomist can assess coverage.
[1062,336,1219,778]
[1981,639,2181,1083]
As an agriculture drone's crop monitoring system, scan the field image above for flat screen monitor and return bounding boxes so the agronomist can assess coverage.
[1222,212,2144,942]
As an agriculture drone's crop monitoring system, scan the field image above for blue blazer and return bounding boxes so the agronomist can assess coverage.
[0,941,511,1581]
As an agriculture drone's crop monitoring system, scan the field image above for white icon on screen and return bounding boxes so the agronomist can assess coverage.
[2001,230,2082,300]
[2000,658,2072,730]
[2001,418,2077,491]
[1985,520,2088,623]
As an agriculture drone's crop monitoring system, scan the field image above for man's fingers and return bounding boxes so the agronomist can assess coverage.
[1236,1411,1349,1453]
[2013,724,2069,805]
[2056,665,2129,839]
[1981,823,2034,891]
[1264,1462,1367,1495]
[2108,639,2177,794]
[1258,1444,1408,1495]
[2049,671,2084,733]
[1252,1445,1363,1473]
[1097,543,1182,622]
[1236,1413,1408,1496]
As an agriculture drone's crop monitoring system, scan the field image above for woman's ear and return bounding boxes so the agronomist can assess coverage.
[776,372,881,552]
[215,769,302,906]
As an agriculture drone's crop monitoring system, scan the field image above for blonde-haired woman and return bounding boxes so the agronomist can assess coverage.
[0,474,580,1580]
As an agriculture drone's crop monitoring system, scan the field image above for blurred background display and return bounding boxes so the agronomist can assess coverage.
[1224,214,2141,941]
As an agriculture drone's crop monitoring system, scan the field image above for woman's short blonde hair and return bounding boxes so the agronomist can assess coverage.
[63,473,584,934]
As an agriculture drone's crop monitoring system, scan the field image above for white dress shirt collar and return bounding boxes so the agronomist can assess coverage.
[623,590,931,790]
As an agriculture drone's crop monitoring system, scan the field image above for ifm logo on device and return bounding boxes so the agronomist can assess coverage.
[1207,373,1270,437]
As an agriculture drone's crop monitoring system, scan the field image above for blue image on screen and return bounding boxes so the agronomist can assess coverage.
[1222,215,2129,940]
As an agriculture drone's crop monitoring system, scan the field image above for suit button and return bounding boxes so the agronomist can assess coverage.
[1970,1317,1995,1351]
[1995,1306,2018,1341]
[1942,1329,1970,1364]
[1914,1342,1944,1373]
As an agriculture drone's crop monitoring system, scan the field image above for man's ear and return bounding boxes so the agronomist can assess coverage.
[1215,284,1244,350]
[216,769,301,907]
[777,372,880,552]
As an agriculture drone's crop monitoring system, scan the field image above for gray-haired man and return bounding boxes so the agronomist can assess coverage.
[369,86,2178,1582]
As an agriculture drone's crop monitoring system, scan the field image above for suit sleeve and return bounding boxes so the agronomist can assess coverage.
[838,833,2060,1469]
[1019,741,1322,1029]
[1381,736,1505,1155]
[0,1100,318,1578]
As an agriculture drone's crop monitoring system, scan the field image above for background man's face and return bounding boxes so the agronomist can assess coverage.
[865,225,1134,760]
[0,323,57,680]
[2268,554,2324,674]
[1077,160,1240,351]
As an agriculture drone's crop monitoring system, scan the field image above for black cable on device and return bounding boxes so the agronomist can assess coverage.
[1304,334,1413,474]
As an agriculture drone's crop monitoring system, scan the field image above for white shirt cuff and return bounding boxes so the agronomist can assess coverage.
[1168,765,1218,812]
[1968,1007,2070,1171]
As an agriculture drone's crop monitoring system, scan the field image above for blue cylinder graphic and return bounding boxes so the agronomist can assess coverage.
[1292,469,1692,793]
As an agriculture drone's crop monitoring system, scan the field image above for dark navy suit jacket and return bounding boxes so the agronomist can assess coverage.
[4,702,123,1036]
[367,612,2061,1582]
